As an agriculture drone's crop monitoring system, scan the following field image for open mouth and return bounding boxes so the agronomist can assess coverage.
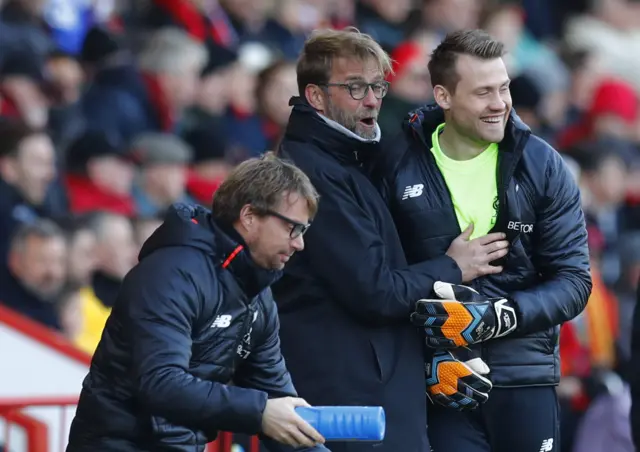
[359,117,376,127]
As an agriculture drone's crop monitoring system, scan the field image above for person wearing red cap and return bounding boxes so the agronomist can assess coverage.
[558,77,639,151]
[377,40,432,137]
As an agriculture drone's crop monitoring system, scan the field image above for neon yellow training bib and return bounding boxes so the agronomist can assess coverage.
[430,123,499,240]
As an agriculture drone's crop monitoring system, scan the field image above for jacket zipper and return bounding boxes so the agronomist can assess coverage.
[480,132,528,366]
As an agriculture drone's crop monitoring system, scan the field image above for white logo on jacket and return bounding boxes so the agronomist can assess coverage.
[402,184,424,200]
[507,221,534,234]
[211,315,232,328]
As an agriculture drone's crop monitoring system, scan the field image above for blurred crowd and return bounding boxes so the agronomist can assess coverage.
[1,0,639,451]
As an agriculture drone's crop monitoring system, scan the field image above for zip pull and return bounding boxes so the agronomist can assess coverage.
[353,150,359,161]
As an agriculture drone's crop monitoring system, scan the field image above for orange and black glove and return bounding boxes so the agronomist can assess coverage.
[411,282,518,349]
[425,349,492,410]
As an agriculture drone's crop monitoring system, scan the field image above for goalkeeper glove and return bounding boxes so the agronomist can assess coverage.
[411,282,518,348]
[425,349,492,410]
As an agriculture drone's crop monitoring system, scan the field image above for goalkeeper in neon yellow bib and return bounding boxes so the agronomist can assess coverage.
[373,29,591,452]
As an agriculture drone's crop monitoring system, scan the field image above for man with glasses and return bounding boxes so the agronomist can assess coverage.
[273,28,509,452]
[66,154,330,452]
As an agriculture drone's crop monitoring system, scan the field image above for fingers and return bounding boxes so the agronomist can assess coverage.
[474,232,506,246]
[434,281,480,302]
[458,223,474,241]
[457,378,489,405]
[486,246,508,261]
[295,417,325,444]
[287,427,317,448]
[477,264,503,276]
[289,397,311,408]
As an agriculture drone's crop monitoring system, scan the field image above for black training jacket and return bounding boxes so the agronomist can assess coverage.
[66,203,325,452]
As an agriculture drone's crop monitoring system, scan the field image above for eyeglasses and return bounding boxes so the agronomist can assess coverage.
[319,81,390,101]
[265,209,311,239]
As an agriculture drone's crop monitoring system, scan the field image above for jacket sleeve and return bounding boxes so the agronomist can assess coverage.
[508,149,592,334]
[303,171,461,324]
[631,284,640,449]
[127,249,268,435]
[234,294,331,452]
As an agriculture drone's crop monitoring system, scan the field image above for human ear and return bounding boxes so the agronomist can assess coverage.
[304,84,326,112]
[434,85,451,110]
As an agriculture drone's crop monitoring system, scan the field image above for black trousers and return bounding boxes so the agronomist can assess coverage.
[428,386,560,452]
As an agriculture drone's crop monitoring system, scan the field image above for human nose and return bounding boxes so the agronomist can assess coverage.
[291,234,305,252]
[490,92,506,111]
[361,86,379,107]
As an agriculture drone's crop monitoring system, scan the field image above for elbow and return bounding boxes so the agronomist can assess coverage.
[577,268,593,313]
[136,367,178,413]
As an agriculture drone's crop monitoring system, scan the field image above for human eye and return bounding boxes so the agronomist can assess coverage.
[348,82,366,96]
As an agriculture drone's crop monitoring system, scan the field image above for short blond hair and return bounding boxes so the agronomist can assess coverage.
[211,153,320,224]
[296,27,393,94]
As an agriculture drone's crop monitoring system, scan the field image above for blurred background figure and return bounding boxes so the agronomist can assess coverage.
[0,1,639,451]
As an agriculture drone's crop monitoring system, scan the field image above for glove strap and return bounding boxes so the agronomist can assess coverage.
[493,299,518,338]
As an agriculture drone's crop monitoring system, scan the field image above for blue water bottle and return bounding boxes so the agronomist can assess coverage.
[295,406,385,441]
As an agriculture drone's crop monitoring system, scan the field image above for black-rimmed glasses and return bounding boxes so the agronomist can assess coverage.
[265,209,311,239]
[319,81,390,100]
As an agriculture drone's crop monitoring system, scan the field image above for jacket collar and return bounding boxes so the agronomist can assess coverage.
[210,216,282,299]
[282,96,381,166]
[404,103,531,155]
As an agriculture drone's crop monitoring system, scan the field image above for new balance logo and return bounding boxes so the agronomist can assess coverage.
[539,438,553,451]
[402,184,424,200]
[211,315,232,328]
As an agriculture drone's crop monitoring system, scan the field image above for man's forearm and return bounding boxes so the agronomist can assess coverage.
[509,270,591,335]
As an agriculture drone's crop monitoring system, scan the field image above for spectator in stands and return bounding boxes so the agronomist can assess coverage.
[615,233,640,361]
[378,39,432,137]
[181,43,237,135]
[88,212,137,309]
[64,130,137,216]
[0,53,50,128]
[421,0,482,37]
[133,214,163,249]
[130,132,194,217]
[255,59,298,150]
[0,219,67,330]
[559,78,639,151]
[0,120,58,259]
[143,0,238,55]
[183,125,232,205]
[82,27,207,146]
[355,0,413,52]
[0,0,53,66]
[575,144,630,285]
[66,155,328,452]
[45,51,86,148]
[224,48,274,160]
[60,216,109,355]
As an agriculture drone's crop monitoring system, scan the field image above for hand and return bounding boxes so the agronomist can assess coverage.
[411,282,518,348]
[446,224,509,282]
[261,397,325,448]
[425,350,493,410]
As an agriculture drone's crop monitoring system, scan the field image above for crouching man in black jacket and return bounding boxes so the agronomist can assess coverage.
[66,154,328,452]
[373,30,592,452]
